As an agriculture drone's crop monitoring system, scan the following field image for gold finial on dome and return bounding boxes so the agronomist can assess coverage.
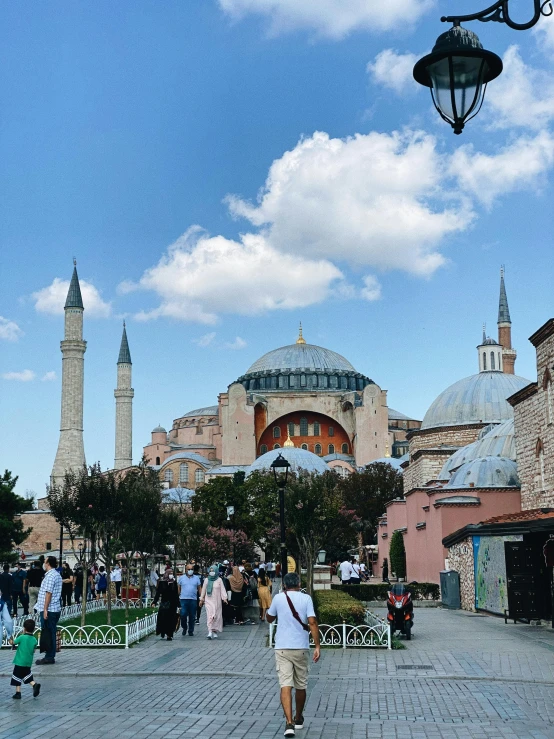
[385,442,391,458]
[284,431,295,448]
[296,322,306,345]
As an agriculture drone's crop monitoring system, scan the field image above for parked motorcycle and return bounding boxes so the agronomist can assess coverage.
[386,582,415,640]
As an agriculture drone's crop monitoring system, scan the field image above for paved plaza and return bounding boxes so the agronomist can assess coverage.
[1,608,554,738]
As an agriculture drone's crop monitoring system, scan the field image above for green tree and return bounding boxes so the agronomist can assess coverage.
[338,463,403,545]
[389,530,406,580]
[0,471,32,565]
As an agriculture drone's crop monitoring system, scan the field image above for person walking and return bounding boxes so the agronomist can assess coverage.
[381,558,390,585]
[153,569,179,641]
[199,564,227,639]
[350,559,361,585]
[0,565,14,618]
[72,566,83,605]
[111,563,122,599]
[35,556,62,666]
[27,562,44,612]
[61,562,73,607]
[339,556,353,585]
[177,566,201,637]
[266,572,320,738]
[11,618,41,700]
[94,566,108,601]
[12,563,29,616]
[228,566,247,625]
[193,564,204,624]
[257,569,272,622]
[0,593,13,646]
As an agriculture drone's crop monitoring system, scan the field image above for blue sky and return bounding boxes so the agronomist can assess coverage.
[1,1,553,498]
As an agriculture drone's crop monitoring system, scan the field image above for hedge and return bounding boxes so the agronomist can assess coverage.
[331,582,440,601]
[313,589,366,625]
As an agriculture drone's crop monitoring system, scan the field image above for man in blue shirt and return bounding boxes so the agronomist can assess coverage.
[177,567,201,636]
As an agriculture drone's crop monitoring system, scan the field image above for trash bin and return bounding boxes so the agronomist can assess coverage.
[440,570,461,609]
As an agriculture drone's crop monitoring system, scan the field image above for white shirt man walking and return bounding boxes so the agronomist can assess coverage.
[35,556,62,665]
[339,557,353,585]
[266,572,320,737]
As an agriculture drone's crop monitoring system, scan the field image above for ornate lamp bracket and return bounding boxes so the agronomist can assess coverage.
[441,0,553,30]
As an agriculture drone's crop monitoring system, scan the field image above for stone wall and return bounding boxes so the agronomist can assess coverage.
[19,510,82,556]
[447,538,475,611]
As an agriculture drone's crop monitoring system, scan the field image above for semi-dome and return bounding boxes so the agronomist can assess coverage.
[246,343,356,374]
[246,447,329,477]
[438,419,515,480]
[445,456,519,488]
[421,371,531,430]
[182,405,219,418]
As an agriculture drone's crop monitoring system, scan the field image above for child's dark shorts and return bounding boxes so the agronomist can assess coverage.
[11,665,33,686]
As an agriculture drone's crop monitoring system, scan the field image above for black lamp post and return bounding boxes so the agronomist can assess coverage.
[414,0,551,132]
[270,453,291,581]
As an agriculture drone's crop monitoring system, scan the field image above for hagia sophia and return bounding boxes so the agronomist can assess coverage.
[22,265,554,620]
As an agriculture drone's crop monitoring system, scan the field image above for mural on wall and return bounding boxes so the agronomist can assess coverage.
[473,535,523,614]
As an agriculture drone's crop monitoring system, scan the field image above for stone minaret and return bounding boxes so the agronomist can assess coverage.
[497,266,517,374]
[51,262,87,487]
[114,322,134,470]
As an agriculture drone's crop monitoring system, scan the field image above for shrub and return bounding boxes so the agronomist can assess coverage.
[389,531,406,579]
[313,589,366,625]
[331,582,440,601]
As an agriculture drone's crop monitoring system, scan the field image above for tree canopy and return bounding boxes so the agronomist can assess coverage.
[0,470,31,565]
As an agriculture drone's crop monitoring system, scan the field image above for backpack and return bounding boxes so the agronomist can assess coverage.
[98,572,107,590]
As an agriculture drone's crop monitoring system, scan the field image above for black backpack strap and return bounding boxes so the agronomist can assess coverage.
[284,591,310,632]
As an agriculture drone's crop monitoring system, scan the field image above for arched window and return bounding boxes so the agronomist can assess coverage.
[164,468,173,484]
[544,369,553,425]
[328,444,335,455]
[301,443,308,450]
[260,444,268,455]
[341,443,349,454]
[300,374,307,387]
[330,375,338,388]
[195,468,205,484]
[273,443,281,450]
[179,463,189,483]
[491,352,495,370]
[483,352,487,370]
[300,417,308,436]
[313,421,320,436]
[329,426,335,437]
[155,456,160,466]
[315,443,322,455]
[288,422,295,437]
[273,427,281,438]
[289,374,296,388]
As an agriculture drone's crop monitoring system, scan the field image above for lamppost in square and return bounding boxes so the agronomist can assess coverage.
[270,453,291,580]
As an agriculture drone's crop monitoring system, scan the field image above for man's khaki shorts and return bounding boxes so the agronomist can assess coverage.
[275,649,309,689]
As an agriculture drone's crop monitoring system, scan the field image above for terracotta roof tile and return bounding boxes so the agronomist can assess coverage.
[478,508,554,525]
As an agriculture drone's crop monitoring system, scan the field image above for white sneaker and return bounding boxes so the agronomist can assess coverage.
[207,632,212,639]
[212,633,218,639]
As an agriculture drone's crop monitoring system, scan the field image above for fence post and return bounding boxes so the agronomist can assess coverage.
[125,621,129,649]
[387,623,392,650]
[342,620,346,649]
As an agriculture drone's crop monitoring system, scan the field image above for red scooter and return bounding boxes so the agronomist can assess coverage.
[386,582,415,640]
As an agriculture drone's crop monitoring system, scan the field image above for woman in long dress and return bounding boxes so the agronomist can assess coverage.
[199,564,227,639]
[153,569,179,641]
[257,570,272,622]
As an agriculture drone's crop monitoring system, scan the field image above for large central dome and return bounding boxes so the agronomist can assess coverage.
[246,343,356,374]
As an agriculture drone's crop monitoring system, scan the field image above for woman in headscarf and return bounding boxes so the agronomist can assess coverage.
[199,564,227,639]
[153,569,179,641]
[228,566,247,625]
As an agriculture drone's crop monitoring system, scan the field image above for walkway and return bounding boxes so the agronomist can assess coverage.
[1,608,554,738]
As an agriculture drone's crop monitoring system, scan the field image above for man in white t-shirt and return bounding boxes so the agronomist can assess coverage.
[267,572,320,738]
[339,558,353,584]
[111,564,122,599]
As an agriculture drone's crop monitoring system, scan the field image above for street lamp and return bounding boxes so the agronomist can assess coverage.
[413,24,502,135]
[270,453,291,581]
[414,0,550,132]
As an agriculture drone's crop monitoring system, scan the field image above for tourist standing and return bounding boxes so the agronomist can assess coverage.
[0,565,14,617]
[177,566,201,636]
[148,567,159,599]
[0,594,13,645]
[27,562,44,612]
[199,564,227,639]
[111,563,122,599]
[94,566,108,601]
[61,562,73,607]
[10,618,41,700]
[153,570,179,641]
[339,557,353,585]
[350,559,361,585]
[35,556,62,665]
[266,572,320,738]
[257,569,272,622]
[228,566,247,625]
[72,566,83,605]
[267,560,275,581]
[381,558,390,585]
[12,563,29,616]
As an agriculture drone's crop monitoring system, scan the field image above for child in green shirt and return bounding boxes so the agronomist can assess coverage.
[11,619,41,699]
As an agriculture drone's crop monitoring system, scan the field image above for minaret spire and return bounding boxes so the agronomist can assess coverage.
[296,322,306,345]
[497,266,516,374]
[50,263,87,487]
[114,322,134,470]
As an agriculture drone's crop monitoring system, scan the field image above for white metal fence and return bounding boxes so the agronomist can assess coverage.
[268,609,391,649]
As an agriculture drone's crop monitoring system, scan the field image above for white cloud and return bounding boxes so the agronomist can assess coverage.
[2,369,35,382]
[225,336,247,350]
[0,317,23,342]
[486,46,554,130]
[218,0,432,38]
[195,332,217,347]
[367,50,420,94]
[128,227,344,324]
[226,130,471,276]
[533,15,554,51]
[450,130,554,208]
[41,371,57,381]
[32,278,111,318]
[360,275,382,301]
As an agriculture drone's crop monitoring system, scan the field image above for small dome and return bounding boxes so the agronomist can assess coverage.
[246,343,356,374]
[439,419,515,480]
[421,372,531,430]
[446,456,519,488]
[246,447,329,477]
[482,337,499,346]
[182,405,219,418]
[152,425,167,434]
